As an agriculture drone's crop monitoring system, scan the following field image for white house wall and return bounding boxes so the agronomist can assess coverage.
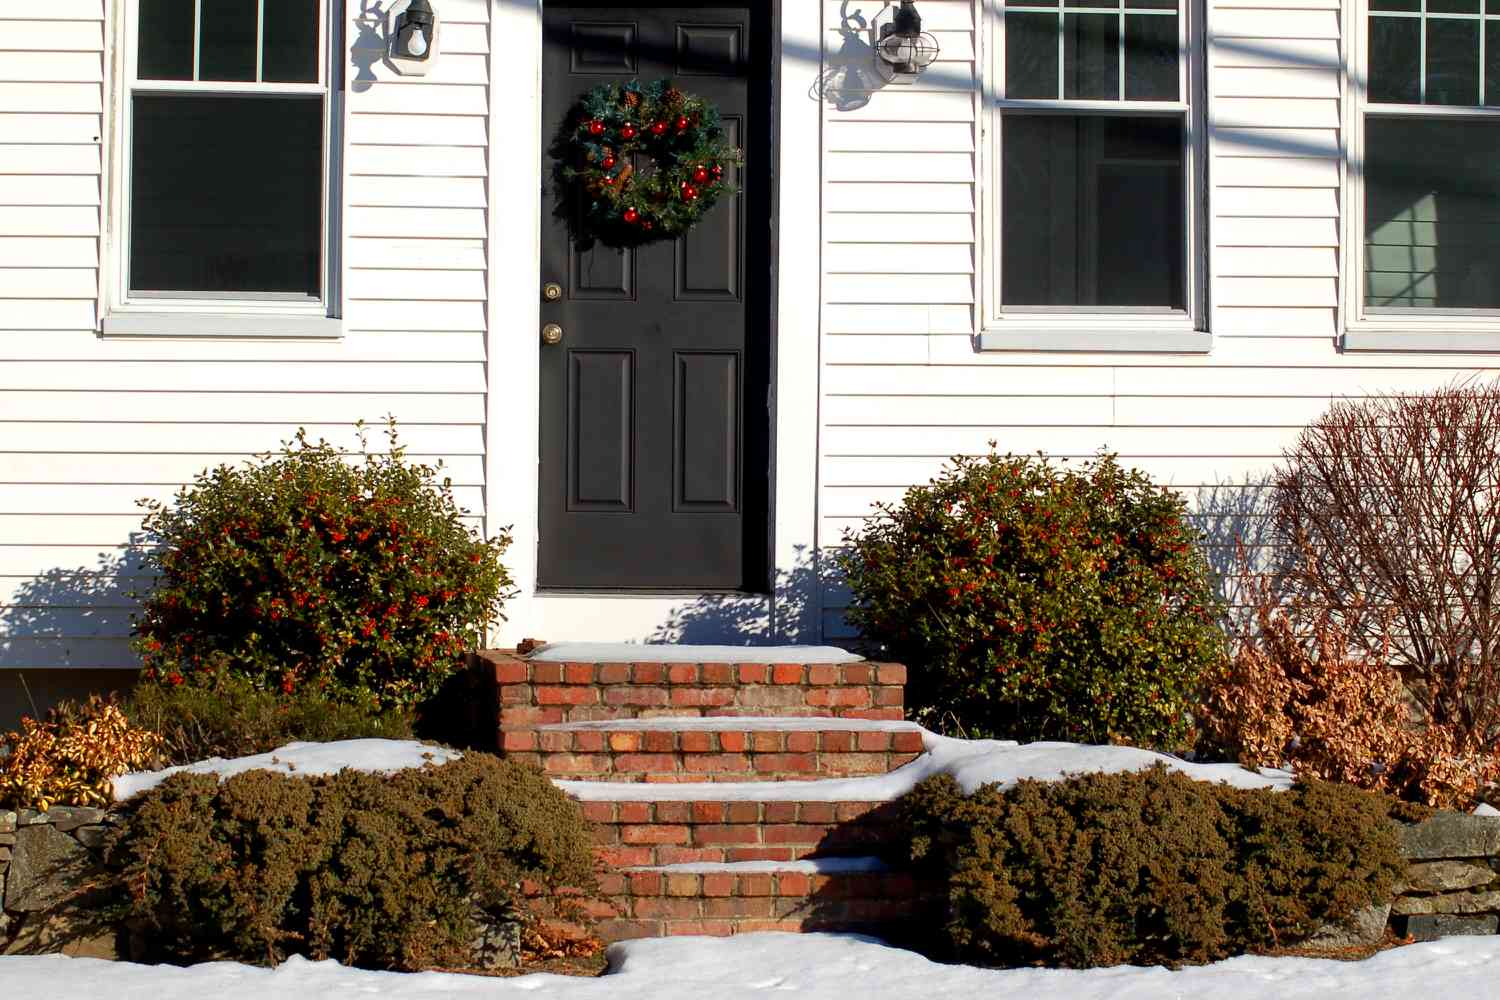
[816,0,1500,637]
[0,0,494,709]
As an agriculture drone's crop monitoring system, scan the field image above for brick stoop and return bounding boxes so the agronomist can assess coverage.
[475,646,928,943]
[507,719,925,782]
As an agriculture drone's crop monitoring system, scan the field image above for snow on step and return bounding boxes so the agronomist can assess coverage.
[514,715,926,782]
[559,737,1293,802]
[527,643,864,663]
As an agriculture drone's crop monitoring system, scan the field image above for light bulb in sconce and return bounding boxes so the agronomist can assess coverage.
[403,27,427,56]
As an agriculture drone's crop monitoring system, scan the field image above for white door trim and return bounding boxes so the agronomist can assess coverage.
[484,0,823,644]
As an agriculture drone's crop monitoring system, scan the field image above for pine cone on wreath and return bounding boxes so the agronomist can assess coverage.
[664,87,684,108]
[623,90,641,108]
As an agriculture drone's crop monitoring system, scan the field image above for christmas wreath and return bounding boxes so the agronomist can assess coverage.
[559,79,742,245]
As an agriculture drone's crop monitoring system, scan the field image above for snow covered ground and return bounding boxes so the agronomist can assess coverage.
[113,739,464,799]
[113,734,1293,804]
[4,932,1499,999]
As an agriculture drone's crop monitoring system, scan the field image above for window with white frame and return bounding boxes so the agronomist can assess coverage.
[109,0,337,330]
[1350,0,1500,330]
[982,0,1203,347]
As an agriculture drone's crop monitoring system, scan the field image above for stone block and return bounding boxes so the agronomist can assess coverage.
[0,811,15,834]
[1,901,119,960]
[1398,813,1500,860]
[15,810,45,827]
[0,832,14,846]
[3,824,94,912]
[1305,902,1391,949]
[45,806,107,833]
[1392,889,1500,915]
[1403,913,1500,941]
[467,907,520,971]
[1400,860,1496,894]
[73,825,110,851]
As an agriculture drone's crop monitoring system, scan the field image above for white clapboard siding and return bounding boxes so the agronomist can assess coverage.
[0,144,100,173]
[0,175,99,204]
[0,483,487,517]
[0,82,101,111]
[345,237,487,270]
[347,144,488,176]
[1,453,487,486]
[0,360,487,393]
[0,328,487,362]
[0,422,486,455]
[0,113,100,143]
[0,0,495,667]
[816,0,1492,641]
[0,55,103,83]
[0,267,96,297]
[347,175,487,208]
[0,391,487,424]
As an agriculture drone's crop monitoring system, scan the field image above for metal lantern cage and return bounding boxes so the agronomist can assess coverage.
[876,0,941,83]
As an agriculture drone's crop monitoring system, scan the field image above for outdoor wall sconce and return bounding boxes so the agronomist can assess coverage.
[876,0,940,85]
[388,0,441,77]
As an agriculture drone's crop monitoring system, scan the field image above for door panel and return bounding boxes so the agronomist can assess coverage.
[538,3,770,590]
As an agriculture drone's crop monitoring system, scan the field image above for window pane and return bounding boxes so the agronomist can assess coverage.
[1006,12,1060,98]
[263,0,320,83]
[1371,0,1419,10]
[1124,14,1178,100]
[137,0,194,80]
[1365,117,1500,309]
[1064,13,1119,99]
[1001,114,1184,308]
[130,95,323,296]
[1487,22,1500,104]
[199,0,258,81]
[1368,16,1421,104]
[1426,19,1480,105]
[1429,0,1478,14]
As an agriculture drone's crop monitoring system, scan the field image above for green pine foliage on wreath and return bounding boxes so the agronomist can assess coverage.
[560,79,742,245]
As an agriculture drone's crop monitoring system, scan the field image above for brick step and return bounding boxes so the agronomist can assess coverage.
[524,860,940,942]
[477,650,908,734]
[506,717,927,782]
[591,860,940,941]
[579,796,903,867]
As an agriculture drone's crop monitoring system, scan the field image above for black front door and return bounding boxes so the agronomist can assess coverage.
[538,3,770,590]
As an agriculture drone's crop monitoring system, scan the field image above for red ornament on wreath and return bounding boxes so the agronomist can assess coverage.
[712,164,723,178]
[675,115,690,131]
[587,119,605,136]
[623,207,640,223]
[681,184,699,201]
[620,122,637,140]
[650,120,668,136]
[692,165,708,183]
[601,154,616,170]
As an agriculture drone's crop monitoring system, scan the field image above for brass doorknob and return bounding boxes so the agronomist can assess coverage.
[541,323,564,345]
[542,282,563,301]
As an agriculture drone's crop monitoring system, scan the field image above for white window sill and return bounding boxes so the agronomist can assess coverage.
[1343,330,1500,353]
[101,312,343,339]
[978,329,1212,353]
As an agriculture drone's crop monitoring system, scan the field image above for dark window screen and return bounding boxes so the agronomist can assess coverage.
[129,94,322,296]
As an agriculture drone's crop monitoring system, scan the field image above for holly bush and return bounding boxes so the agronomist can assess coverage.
[132,423,514,710]
[840,451,1222,746]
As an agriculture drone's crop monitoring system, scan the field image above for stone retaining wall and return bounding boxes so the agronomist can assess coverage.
[1393,812,1500,941]
[0,805,117,957]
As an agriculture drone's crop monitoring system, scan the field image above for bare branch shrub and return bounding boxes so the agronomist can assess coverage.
[1271,383,1500,752]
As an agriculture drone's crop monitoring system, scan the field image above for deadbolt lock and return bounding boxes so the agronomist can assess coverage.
[541,323,564,345]
[542,282,563,301]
